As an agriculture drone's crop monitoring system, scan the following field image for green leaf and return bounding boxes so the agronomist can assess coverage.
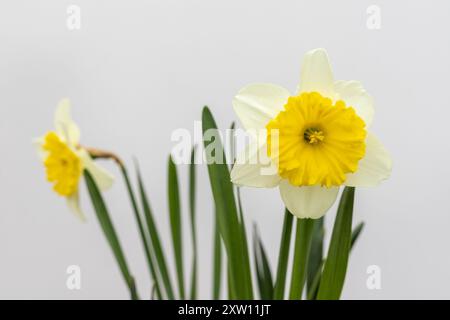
[230,122,252,299]
[317,187,355,300]
[307,221,364,300]
[202,106,253,299]
[189,147,197,300]
[307,260,324,300]
[168,156,185,299]
[84,170,139,300]
[236,186,251,287]
[212,212,222,299]
[136,165,175,299]
[351,221,365,248]
[151,285,157,300]
[120,165,162,299]
[273,209,293,300]
[227,262,234,299]
[253,225,274,300]
[236,188,246,234]
[306,217,324,299]
[289,218,315,300]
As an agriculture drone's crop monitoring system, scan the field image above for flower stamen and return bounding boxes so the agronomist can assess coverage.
[304,128,325,145]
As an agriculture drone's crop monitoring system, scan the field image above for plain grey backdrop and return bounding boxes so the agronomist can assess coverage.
[1,0,449,299]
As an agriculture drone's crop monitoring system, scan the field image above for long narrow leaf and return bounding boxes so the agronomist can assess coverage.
[273,209,293,299]
[307,221,364,300]
[227,262,234,299]
[236,187,252,292]
[189,147,197,300]
[136,165,175,299]
[351,222,364,248]
[202,106,253,299]
[212,212,222,299]
[231,123,253,299]
[317,187,355,300]
[307,260,324,300]
[84,170,139,300]
[289,218,315,300]
[253,225,274,300]
[168,156,185,299]
[120,165,162,299]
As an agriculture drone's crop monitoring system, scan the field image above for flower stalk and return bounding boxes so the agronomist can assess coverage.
[289,218,315,300]
[85,146,166,299]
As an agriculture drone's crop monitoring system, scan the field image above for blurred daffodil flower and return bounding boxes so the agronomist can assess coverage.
[231,48,392,219]
[34,99,114,220]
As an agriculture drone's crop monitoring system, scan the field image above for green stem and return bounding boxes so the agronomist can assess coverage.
[289,218,314,300]
[273,210,293,299]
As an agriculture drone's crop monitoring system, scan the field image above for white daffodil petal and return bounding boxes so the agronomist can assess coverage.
[279,180,339,219]
[233,83,290,132]
[345,133,392,187]
[67,191,86,221]
[231,142,281,188]
[32,136,46,161]
[79,149,114,191]
[298,48,334,97]
[54,98,81,147]
[334,80,374,127]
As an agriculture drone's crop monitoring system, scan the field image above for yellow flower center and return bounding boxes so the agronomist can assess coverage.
[266,92,367,187]
[42,132,82,196]
[303,127,325,144]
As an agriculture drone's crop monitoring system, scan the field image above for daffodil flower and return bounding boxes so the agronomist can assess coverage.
[231,48,392,219]
[34,99,114,220]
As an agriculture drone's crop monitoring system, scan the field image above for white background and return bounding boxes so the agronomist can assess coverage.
[0,0,449,299]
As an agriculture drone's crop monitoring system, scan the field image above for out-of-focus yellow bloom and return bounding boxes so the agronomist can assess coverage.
[231,48,392,219]
[34,99,114,220]
[43,132,83,196]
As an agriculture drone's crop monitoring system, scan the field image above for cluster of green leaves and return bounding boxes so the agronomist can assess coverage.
[84,153,196,300]
[84,106,365,300]
[202,107,365,300]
